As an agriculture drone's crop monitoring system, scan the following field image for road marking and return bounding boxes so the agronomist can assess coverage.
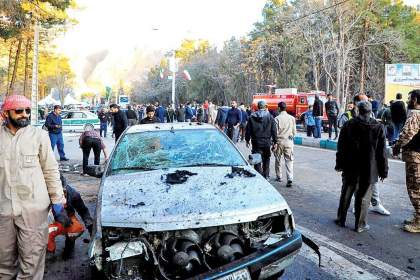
[299,243,378,280]
[295,145,404,164]
[298,226,418,280]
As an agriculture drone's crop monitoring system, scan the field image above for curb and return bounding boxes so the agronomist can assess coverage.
[294,136,397,159]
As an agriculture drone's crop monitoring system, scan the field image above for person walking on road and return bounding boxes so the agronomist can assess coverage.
[109,104,128,142]
[335,101,388,233]
[79,126,108,176]
[0,94,68,279]
[155,102,166,123]
[126,105,138,126]
[45,105,69,161]
[239,104,248,141]
[245,100,277,179]
[140,105,160,124]
[352,95,391,216]
[325,93,340,140]
[208,102,217,125]
[390,93,407,144]
[97,108,109,137]
[313,94,324,138]
[215,104,229,131]
[393,89,420,233]
[225,100,242,143]
[274,102,296,187]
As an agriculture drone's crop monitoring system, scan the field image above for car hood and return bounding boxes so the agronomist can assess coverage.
[100,166,291,232]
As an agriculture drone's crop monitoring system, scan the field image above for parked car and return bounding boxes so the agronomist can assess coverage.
[38,110,100,132]
[87,123,302,280]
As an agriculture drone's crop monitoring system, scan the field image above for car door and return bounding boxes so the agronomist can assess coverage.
[71,112,87,127]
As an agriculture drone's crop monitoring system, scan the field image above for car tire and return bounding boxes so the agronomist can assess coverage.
[90,265,105,279]
[84,123,94,131]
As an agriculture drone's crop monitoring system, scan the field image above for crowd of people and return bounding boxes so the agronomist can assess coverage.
[0,88,418,279]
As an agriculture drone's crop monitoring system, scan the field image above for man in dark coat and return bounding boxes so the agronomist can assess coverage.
[155,102,166,123]
[312,94,324,138]
[245,100,277,179]
[390,93,407,144]
[126,105,138,126]
[325,93,340,140]
[109,104,128,142]
[140,105,160,124]
[335,101,388,233]
[225,100,242,142]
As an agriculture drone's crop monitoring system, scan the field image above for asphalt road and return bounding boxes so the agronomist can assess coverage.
[45,132,419,280]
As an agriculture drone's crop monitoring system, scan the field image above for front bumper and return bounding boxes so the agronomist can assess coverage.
[193,230,302,280]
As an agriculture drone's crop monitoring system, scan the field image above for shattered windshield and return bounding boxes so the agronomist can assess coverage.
[110,129,246,174]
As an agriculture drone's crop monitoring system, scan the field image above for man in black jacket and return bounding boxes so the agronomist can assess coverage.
[325,93,340,140]
[245,100,277,179]
[225,101,242,142]
[109,104,128,142]
[140,105,160,124]
[390,93,407,144]
[312,94,324,138]
[335,101,388,233]
[126,105,138,126]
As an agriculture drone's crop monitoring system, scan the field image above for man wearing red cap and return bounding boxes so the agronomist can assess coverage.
[0,94,68,279]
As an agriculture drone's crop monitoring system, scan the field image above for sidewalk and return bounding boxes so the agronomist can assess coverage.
[294,131,398,159]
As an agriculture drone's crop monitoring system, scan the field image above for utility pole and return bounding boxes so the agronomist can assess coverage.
[31,21,39,125]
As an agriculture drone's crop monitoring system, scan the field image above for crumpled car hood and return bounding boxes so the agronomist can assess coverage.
[100,166,291,232]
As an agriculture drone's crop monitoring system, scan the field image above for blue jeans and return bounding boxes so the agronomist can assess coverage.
[314,117,322,138]
[392,122,404,143]
[49,132,66,159]
[100,122,107,137]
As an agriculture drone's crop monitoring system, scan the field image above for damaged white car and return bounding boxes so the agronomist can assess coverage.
[88,123,304,279]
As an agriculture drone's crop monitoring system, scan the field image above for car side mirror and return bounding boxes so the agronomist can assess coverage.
[85,165,104,178]
[248,153,262,165]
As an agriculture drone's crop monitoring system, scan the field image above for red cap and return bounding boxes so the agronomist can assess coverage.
[1,95,31,111]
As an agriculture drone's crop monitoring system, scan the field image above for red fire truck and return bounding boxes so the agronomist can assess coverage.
[251,87,329,127]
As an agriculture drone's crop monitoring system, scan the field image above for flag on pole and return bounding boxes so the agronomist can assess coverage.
[183,70,191,81]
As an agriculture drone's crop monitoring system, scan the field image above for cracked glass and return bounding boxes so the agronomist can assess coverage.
[110,129,246,174]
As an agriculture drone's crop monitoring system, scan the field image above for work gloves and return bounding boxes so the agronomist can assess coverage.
[52,204,71,227]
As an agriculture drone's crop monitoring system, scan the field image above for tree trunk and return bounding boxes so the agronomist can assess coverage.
[358,1,372,96]
[23,37,31,98]
[6,41,15,95]
[8,37,23,96]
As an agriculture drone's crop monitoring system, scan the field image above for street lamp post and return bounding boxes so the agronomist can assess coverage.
[170,51,176,110]
[30,21,39,125]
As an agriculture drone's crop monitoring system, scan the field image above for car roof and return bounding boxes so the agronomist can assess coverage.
[126,122,217,134]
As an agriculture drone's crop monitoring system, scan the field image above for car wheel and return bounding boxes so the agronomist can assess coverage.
[90,265,105,279]
[84,123,94,131]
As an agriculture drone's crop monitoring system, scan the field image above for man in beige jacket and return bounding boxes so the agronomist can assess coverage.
[274,102,296,187]
[0,95,67,279]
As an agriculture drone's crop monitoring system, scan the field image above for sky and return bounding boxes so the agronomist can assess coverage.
[54,0,419,95]
[55,0,267,93]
